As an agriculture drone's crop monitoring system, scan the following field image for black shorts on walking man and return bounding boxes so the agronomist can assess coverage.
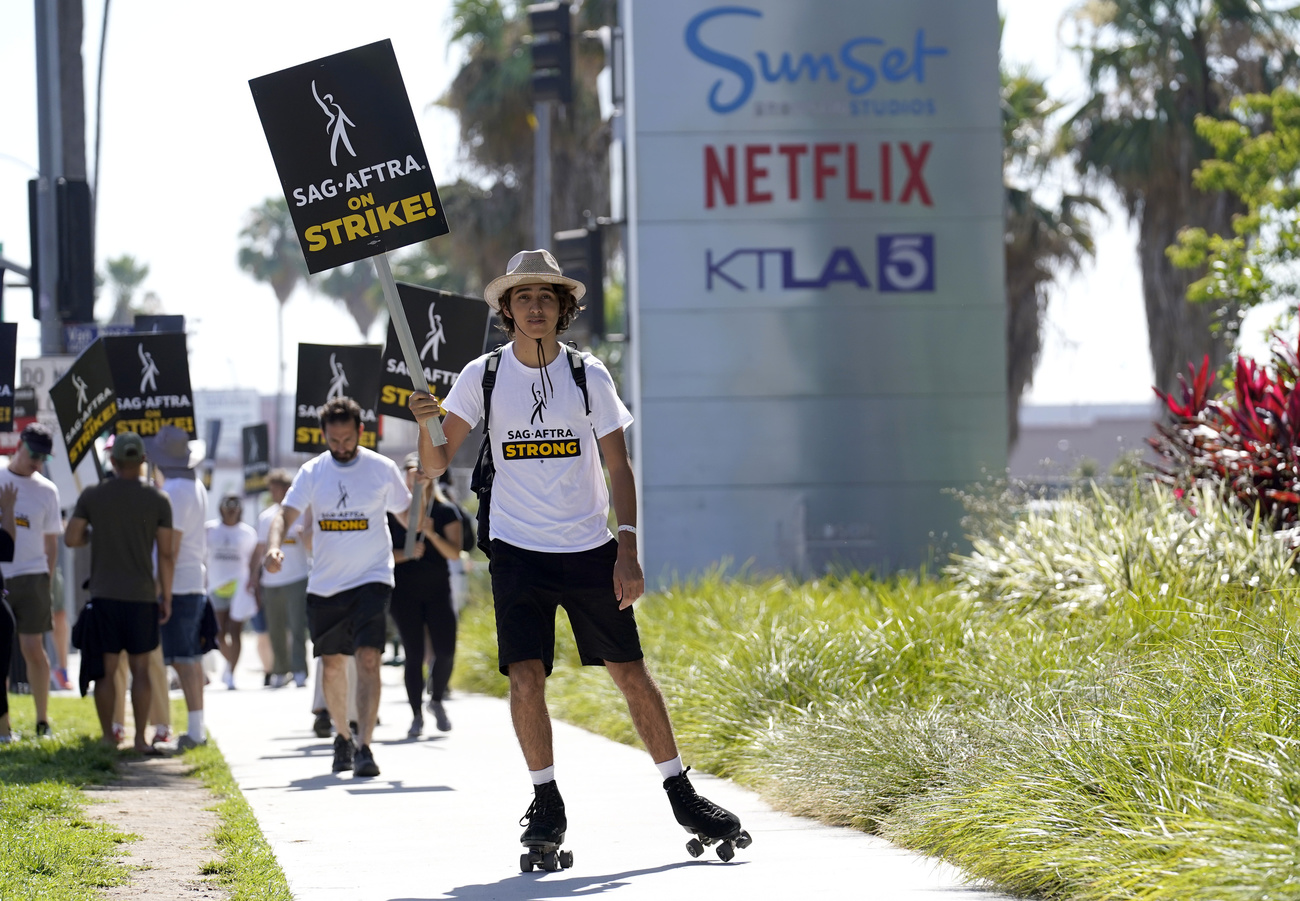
[264,397,411,779]
[411,249,749,864]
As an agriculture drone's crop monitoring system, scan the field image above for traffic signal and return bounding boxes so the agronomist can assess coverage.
[26,177,95,322]
[553,227,603,338]
[528,1,573,104]
[56,178,95,323]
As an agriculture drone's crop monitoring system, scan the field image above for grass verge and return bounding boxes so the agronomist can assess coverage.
[451,482,1300,900]
[184,738,293,901]
[1,695,131,900]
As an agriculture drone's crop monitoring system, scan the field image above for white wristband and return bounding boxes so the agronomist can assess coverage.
[617,524,637,535]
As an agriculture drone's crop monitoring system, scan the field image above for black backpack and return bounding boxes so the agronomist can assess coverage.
[470,344,590,558]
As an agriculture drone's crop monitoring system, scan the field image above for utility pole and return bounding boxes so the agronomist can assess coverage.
[527,1,573,249]
[34,1,63,355]
[34,0,88,356]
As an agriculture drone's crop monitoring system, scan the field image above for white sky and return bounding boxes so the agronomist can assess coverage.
[0,1,1276,404]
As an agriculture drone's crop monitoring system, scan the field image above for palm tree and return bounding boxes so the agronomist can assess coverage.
[102,254,151,325]
[438,0,613,290]
[1065,0,1299,396]
[237,197,307,464]
[1002,66,1099,447]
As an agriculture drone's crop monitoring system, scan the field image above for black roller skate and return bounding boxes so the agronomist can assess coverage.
[664,767,752,862]
[518,780,574,872]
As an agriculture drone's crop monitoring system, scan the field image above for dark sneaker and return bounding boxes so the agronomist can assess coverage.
[313,710,332,739]
[35,721,51,739]
[331,734,355,773]
[407,715,423,739]
[354,744,380,778]
[664,767,741,839]
[519,780,567,846]
[176,734,204,751]
[429,700,452,732]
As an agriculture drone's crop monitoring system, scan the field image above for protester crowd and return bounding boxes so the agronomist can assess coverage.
[0,250,749,866]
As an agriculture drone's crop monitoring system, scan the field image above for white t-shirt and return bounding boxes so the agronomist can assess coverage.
[281,447,411,596]
[256,502,310,587]
[161,476,208,595]
[444,347,633,553]
[206,520,258,617]
[0,467,62,579]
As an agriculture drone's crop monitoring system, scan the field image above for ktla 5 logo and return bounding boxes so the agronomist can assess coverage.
[706,235,934,293]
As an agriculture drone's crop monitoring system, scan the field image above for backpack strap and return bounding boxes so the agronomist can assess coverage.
[565,344,590,416]
[480,346,505,435]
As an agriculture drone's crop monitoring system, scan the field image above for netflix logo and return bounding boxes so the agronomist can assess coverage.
[704,141,933,209]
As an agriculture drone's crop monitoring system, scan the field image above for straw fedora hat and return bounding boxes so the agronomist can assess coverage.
[482,249,586,312]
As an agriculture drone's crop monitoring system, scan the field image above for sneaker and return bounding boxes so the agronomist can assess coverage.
[52,668,72,691]
[0,733,14,744]
[354,744,380,778]
[429,700,452,732]
[177,734,205,751]
[293,671,307,688]
[151,724,171,744]
[267,673,288,689]
[111,723,126,743]
[312,710,332,739]
[263,673,271,687]
[222,669,236,690]
[35,721,51,739]
[331,734,355,773]
[407,715,423,739]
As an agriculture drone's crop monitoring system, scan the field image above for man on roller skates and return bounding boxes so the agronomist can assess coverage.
[411,250,750,868]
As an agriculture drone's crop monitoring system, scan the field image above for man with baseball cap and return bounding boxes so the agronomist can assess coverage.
[65,431,176,752]
[0,423,64,735]
[410,250,749,865]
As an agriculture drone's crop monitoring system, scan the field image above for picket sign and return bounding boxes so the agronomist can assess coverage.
[373,252,447,447]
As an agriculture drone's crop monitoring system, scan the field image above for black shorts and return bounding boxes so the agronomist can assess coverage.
[306,582,391,657]
[490,539,643,677]
[92,597,161,656]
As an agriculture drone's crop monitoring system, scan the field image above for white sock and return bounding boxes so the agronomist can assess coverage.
[656,755,685,780]
[187,711,205,741]
[529,765,556,786]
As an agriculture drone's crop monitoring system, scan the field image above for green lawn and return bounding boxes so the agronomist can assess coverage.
[451,483,1300,900]
[1,694,290,901]
[1,696,131,900]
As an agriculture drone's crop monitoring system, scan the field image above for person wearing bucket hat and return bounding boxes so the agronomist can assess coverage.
[0,422,64,734]
[409,251,749,866]
[65,432,176,753]
[146,425,210,749]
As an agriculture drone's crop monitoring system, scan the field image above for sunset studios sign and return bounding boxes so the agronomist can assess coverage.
[378,284,490,420]
[249,40,449,274]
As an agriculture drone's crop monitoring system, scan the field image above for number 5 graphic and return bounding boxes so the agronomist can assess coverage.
[878,235,935,292]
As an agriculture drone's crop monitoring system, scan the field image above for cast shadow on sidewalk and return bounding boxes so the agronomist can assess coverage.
[281,772,456,794]
[391,860,713,901]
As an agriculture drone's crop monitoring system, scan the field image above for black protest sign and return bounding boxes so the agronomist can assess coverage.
[293,344,382,453]
[0,324,17,432]
[101,333,196,439]
[379,283,490,420]
[134,314,185,334]
[249,39,450,275]
[50,341,116,471]
[243,423,270,495]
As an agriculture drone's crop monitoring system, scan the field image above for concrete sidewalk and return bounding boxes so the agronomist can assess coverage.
[204,660,1012,901]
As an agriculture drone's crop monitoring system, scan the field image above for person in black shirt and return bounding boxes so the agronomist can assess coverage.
[388,453,461,737]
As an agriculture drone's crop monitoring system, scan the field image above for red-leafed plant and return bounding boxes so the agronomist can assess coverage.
[1150,340,1300,530]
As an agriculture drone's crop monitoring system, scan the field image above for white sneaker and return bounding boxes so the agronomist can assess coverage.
[222,670,236,690]
[293,671,307,688]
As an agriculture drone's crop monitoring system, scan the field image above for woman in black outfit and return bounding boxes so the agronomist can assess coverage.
[0,483,21,742]
[389,455,462,738]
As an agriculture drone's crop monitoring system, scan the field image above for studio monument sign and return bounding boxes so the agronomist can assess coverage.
[624,0,1005,574]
